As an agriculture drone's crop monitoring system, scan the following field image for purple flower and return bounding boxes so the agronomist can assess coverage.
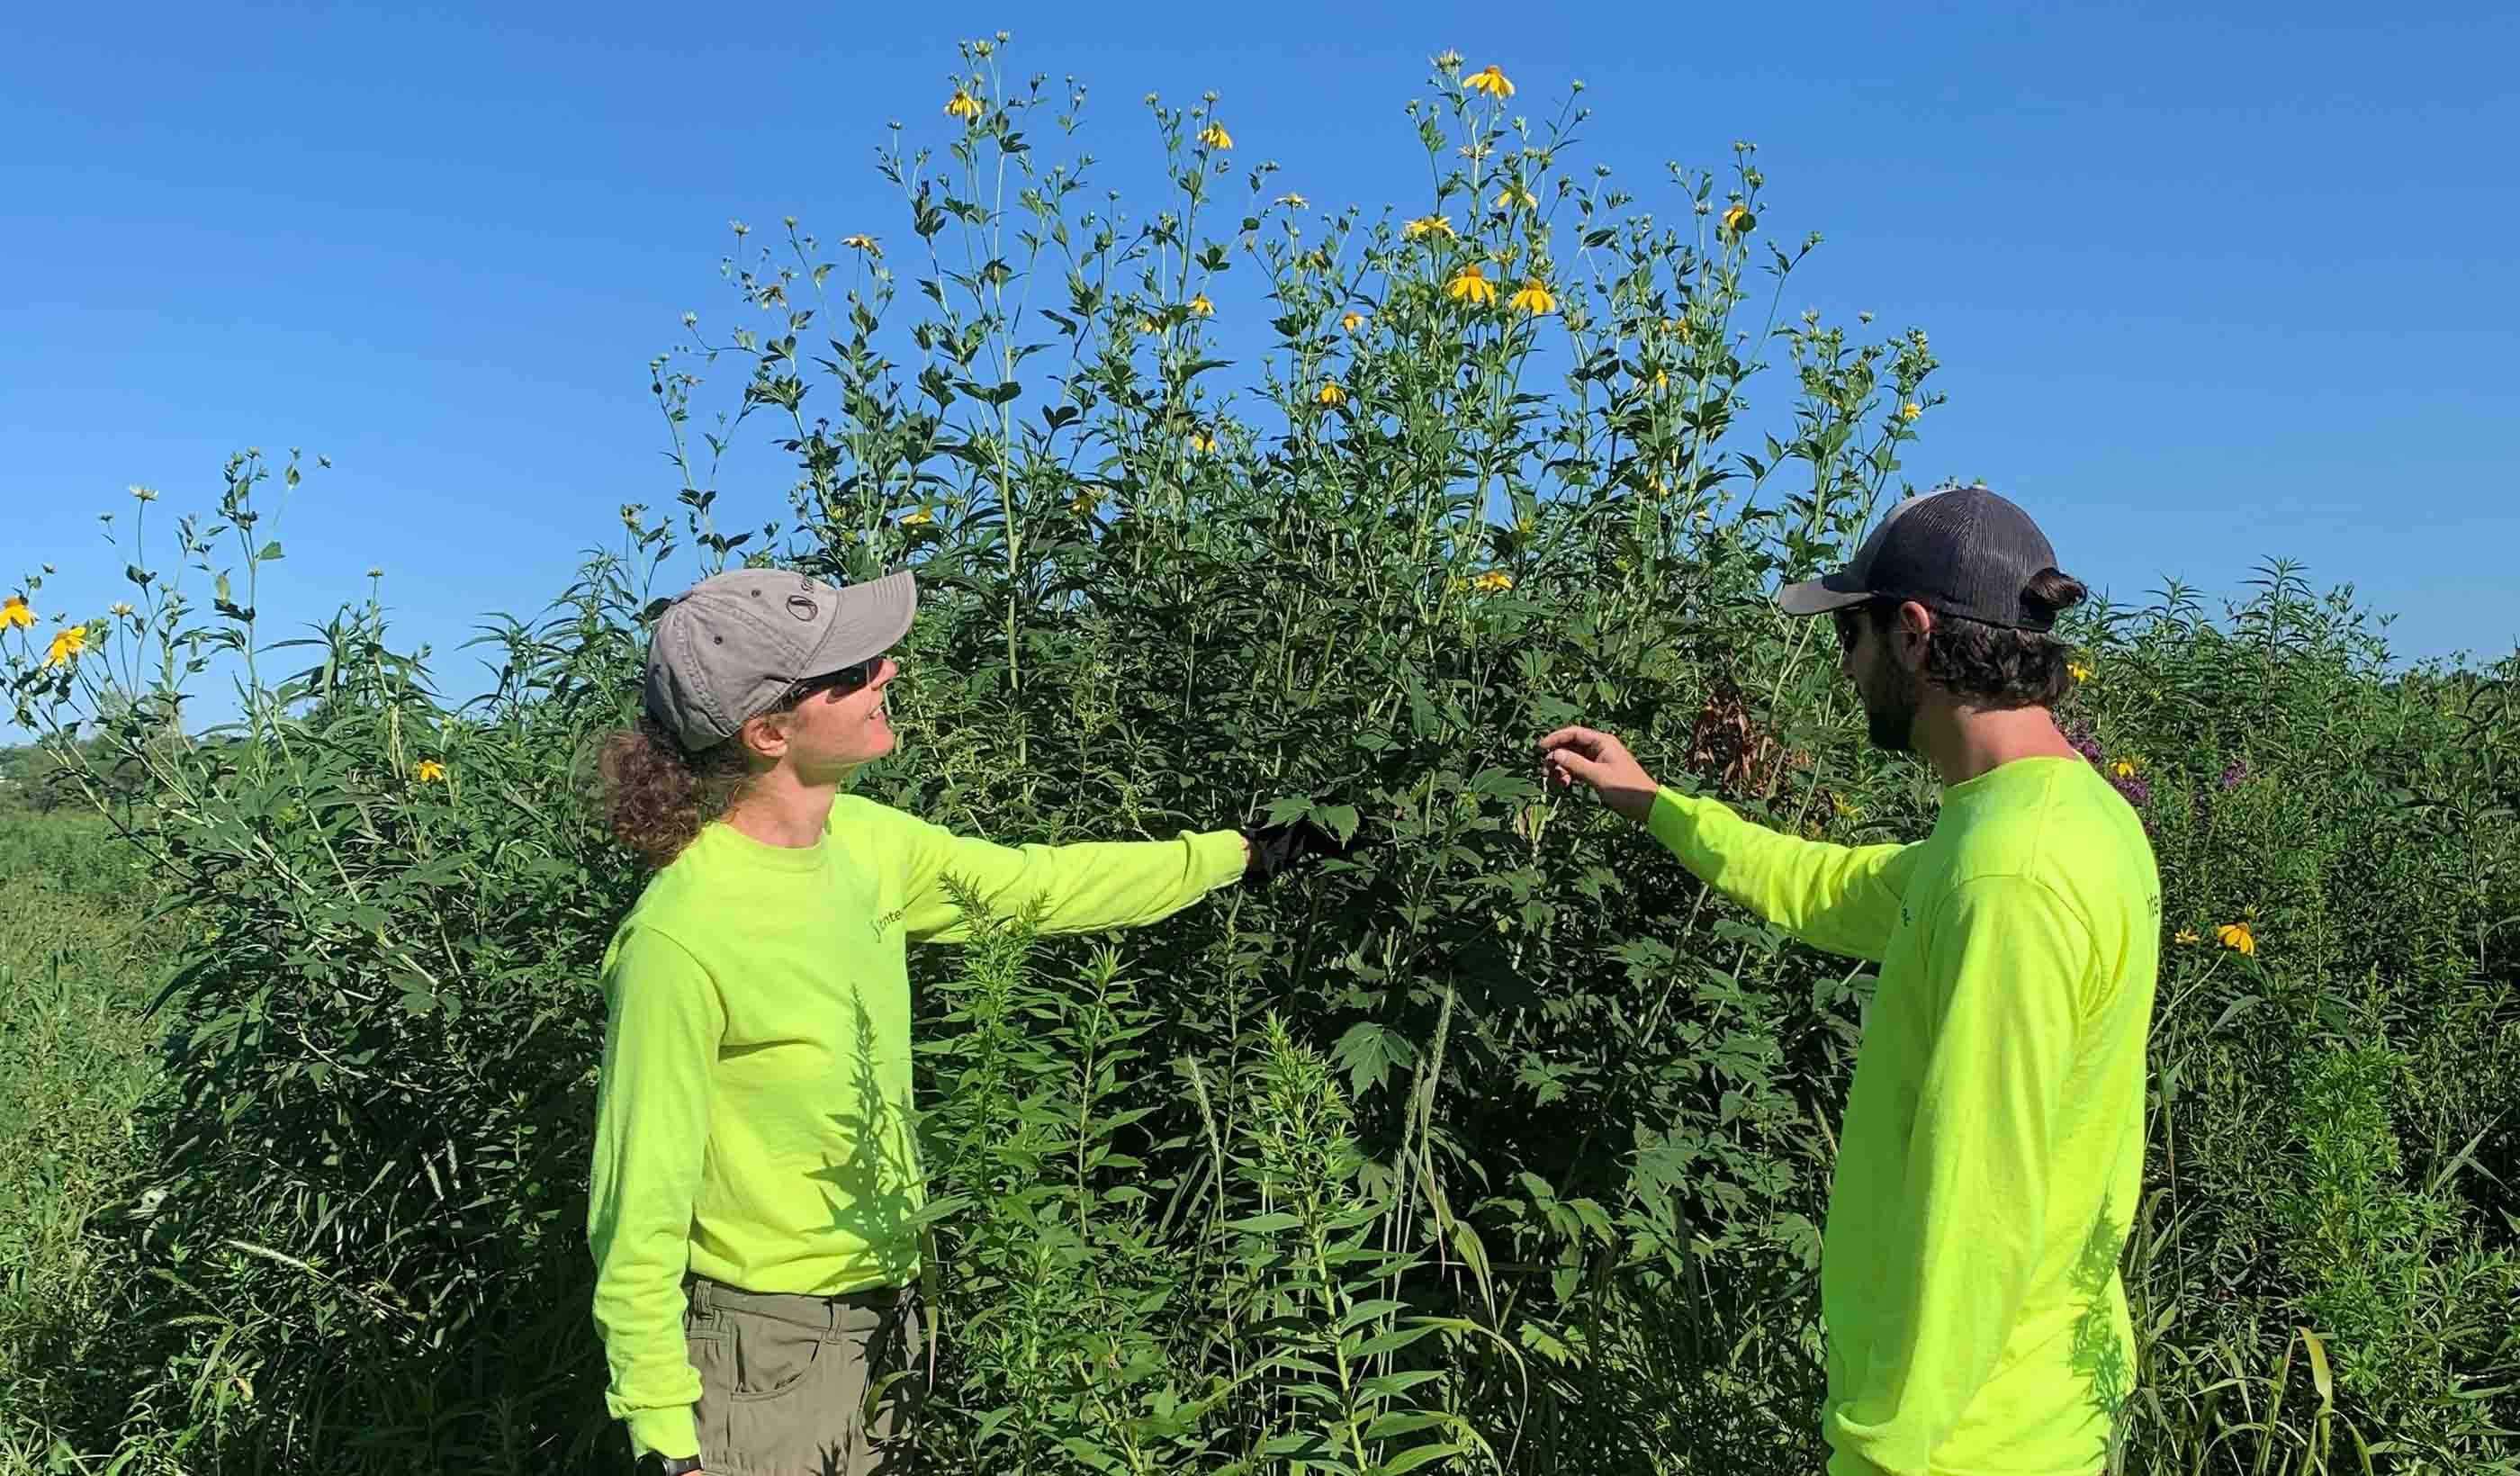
[2219,757,2249,792]
[2065,722,2104,767]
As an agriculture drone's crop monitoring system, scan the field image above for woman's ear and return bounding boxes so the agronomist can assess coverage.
[736,710,791,764]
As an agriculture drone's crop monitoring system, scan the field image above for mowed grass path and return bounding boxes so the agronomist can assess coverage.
[0,807,174,1472]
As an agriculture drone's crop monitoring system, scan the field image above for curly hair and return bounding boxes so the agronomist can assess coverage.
[1862,567,2090,709]
[594,689,809,870]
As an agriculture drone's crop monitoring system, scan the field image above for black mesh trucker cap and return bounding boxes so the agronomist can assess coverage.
[1777,484,2066,632]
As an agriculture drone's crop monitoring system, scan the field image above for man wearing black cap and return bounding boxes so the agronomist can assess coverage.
[1538,484,2160,1475]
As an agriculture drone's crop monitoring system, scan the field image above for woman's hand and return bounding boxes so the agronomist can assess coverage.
[1243,818,1358,885]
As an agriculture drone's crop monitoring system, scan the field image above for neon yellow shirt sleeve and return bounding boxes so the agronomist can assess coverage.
[585,926,722,1461]
[1644,786,1915,961]
[1823,876,2090,1476]
[895,817,1247,941]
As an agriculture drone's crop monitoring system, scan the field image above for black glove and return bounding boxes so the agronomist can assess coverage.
[1244,817,1360,886]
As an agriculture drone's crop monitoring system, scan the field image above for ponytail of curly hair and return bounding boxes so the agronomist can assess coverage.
[591,718,750,871]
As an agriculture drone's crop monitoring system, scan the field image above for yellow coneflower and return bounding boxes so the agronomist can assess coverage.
[1446,263,1498,307]
[1470,570,1514,593]
[1402,213,1456,241]
[1464,64,1515,98]
[1,595,32,631]
[1188,293,1214,317]
[1316,382,1348,408]
[1341,310,1365,332]
[944,89,985,122]
[1721,202,1752,234]
[1276,192,1310,208]
[2070,662,2094,684]
[1493,184,1538,211]
[842,234,882,256]
[901,510,935,528]
[1901,401,1922,421]
[1508,278,1556,315]
[43,625,86,667]
[416,760,447,784]
[1187,432,1218,454]
[2215,922,2256,957]
[1199,121,1233,150]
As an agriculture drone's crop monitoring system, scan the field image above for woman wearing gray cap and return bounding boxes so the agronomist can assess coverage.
[585,566,1340,1476]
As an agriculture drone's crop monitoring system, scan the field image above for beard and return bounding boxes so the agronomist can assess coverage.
[1860,662,1921,754]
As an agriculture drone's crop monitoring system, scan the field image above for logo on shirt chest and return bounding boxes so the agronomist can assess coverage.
[871,904,906,940]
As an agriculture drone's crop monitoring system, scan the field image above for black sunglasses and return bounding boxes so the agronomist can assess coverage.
[782,654,885,706]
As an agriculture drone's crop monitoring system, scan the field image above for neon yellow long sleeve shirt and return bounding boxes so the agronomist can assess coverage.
[586,796,1247,1459]
[1646,755,2158,1476]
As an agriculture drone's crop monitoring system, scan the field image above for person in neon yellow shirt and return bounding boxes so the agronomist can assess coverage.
[586,566,1344,1475]
[1540,485,2160,1476]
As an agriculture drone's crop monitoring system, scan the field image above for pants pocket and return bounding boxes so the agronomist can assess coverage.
[725,1310,824,1402]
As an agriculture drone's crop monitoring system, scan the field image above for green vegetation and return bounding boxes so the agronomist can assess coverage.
[4,39,2514,1475]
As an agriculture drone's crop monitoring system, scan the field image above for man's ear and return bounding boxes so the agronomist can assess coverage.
[1893,599,1934,670]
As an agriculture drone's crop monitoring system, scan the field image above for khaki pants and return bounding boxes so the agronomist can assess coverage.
[681,1275,924,1476]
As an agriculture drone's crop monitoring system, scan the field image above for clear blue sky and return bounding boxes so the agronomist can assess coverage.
[7,0,2516,735]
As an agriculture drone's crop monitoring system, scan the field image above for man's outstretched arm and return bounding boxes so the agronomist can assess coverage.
[1539,724,1913,962]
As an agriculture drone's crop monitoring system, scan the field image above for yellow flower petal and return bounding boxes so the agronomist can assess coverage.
[1316,382,1348,408]
[2174,927,2200,946]
[1464,64,1516,98]
[1341,310,1365,332]
[2214,922,2256,956]
[1721,202,1753,234]
[415,760,447,784]
[1508,278,1556,315]
[1,595,32,631]
[1901,401,1922,421]
[1446,263,1498,306]
[842,234,882,256]
[901,510,935,527]
[2069,662,2093,684]
[1402,213,1456,241]
[1188,293,1214,317]
[944,90,984,122]
[43,625,87,667]
[1198,121,1233,150]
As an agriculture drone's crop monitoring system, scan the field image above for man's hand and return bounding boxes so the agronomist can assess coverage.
[1535,726,1660,826]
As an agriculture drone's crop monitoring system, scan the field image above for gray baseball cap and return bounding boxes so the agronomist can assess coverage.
[642,566,917,752]
[1778,483,2066,631]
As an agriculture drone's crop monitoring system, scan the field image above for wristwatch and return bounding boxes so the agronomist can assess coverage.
[634,1454,703,1475]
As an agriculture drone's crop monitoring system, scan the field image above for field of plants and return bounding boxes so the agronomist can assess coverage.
[4,40,2516,1476]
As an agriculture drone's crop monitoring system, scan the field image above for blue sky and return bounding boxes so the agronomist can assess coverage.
[6,0,2515,735]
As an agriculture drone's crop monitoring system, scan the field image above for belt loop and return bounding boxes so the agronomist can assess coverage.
[688,1274,711,1316]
